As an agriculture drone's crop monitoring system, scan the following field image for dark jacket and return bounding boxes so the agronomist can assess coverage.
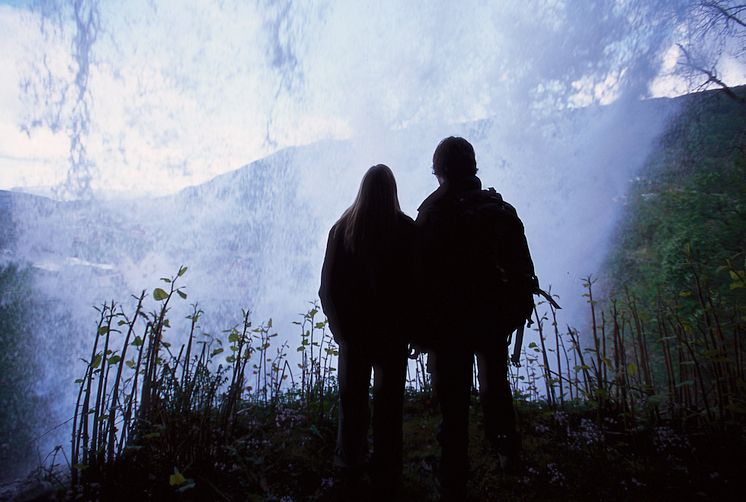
[415,175,534,346]
[319,212,416,346]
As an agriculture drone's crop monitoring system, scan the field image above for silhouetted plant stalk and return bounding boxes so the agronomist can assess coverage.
[516,251,745,429]
[294,303,339,417]
[70,269,343,492]
[405,347,432,393]
[70,251,745,490]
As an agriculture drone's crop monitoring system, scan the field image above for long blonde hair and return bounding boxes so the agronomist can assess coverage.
[339,164,401,253]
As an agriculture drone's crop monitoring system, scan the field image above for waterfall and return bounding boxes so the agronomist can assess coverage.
[0,0,694,478]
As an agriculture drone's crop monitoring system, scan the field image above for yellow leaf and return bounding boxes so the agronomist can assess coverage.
[169,469,186,486]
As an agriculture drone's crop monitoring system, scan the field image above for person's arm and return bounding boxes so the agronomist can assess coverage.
[319,226,343,341]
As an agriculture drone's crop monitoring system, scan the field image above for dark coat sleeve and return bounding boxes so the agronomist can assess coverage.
[319,225,344,341]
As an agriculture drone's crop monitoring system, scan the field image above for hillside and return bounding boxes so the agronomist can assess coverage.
[606,85,746,308]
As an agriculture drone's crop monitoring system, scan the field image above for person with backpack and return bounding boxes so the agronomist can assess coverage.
[319,164,416,497]
[416,136,537,500]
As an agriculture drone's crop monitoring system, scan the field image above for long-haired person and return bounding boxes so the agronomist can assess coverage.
[319,164,415,496]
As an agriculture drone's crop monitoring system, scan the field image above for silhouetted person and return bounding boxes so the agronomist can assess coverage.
[416,137,536,500]
[319,164,415,498]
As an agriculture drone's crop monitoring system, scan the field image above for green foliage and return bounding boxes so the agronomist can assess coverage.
[0,264,41,481]
[598,88,746,425]
[607,89,746,309]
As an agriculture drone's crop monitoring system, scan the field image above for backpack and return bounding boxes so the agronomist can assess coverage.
[454,187,538,334]
[457,187,561,363]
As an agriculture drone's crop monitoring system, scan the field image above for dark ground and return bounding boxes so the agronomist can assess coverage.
[10,392,741,501]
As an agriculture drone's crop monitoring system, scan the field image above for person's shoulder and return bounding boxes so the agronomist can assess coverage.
[417,185,448,213]
[328,217,347,240]
[396,212,417,238]
[397,212,416,226]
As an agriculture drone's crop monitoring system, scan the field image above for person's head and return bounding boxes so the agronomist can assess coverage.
[432,136,477,183]
[342,164,401,252]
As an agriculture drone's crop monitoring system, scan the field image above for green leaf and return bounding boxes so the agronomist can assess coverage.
[314,322,326,329]
[226,355,236,363]
[177,289,188,300]
[131,336,143,347]
[74,378,84,384]
[108,355,122,365]
[160,277,172,283]
[91,353,103,369]
[153,288,168,301]
[117,320,127,326]
[228,332,239,343]
[178,266,188,277]
[627,363,638,375]
[125,360,136,369]
[528,342,538,349]
[211,348,224,357]
[98,326,109,336]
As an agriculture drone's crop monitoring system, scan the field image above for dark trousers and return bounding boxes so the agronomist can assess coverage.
[431,335,516,498]
[335,341,407,481]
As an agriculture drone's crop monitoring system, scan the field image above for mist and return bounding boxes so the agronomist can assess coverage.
[0,0,718,478]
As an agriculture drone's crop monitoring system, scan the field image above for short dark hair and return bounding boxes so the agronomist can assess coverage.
[432,136,477,180]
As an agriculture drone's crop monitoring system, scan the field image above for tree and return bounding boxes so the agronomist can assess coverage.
[677,1,746,105]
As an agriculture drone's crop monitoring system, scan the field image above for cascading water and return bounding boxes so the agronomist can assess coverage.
[0,0,720,480]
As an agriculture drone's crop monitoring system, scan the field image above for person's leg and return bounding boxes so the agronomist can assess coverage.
[476,336,520,468]
[336,342,372,471]
[433,347,472,500]
[370,343,408,493]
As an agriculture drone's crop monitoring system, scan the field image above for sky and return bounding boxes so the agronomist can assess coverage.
[0,0,745,198]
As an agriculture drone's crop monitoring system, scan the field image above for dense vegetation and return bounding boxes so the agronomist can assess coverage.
[609,86,746,306]
[602,87,746,422]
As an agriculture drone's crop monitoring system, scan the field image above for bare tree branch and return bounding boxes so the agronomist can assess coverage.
[677,42,746,106]
[701,1,746,30]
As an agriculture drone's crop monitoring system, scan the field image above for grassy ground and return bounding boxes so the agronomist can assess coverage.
[51,389,743,501]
